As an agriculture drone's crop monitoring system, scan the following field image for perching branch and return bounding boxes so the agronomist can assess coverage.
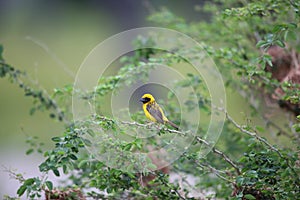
[93,114,241,176]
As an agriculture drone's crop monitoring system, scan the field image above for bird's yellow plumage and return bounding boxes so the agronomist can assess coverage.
[140,93,179,130]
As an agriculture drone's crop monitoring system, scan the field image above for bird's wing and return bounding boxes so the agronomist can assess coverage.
[146,103,164,123]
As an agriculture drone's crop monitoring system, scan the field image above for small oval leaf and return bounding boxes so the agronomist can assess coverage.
[26,149,34,155]
[52,169,60,177]
[17,185,27,196]
[45,181,53,190]
[244,194,256,200]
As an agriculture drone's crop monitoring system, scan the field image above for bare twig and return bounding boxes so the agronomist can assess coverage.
[195,137,241,175]
[214,106,299,179]
[226,110,281,153]
[25,36,75,78]
[262,114,295,139]
[2,166,25,183]
[195,161,235,184]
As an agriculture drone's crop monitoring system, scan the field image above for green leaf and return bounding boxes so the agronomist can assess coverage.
[26,148,34,155]
[29,107,36,115]
[244,194,256,200]
[57,150,65,155]
[274,40,285,48]
[87,129,95,137]
[246,170,258,178]
[288,23,297,29]
[272,24,283,33]
[52,169,60,176]
[69,154,77,160]
[78,160,88,168]
[17,185,27,196]
[124,143,132,151]
[148,163,157,170]
[256,40,268,48]
[89,179,97,187]
[266,58,273,67]
[63,164,68,174]
[236,176,244,186]
[51,137,61,142]
[293,124,300,132]
[82,138,92,147]
[238,156,248,163]
[37,148,43,154]
[45,181,53,190]
[24,178,35,186]
[53,88,63,96]
[167,91,175,99]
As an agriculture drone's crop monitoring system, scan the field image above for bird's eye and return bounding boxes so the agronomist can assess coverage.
[144,97,151,102]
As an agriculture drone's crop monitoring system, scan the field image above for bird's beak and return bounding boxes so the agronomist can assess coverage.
[140,98,146,103]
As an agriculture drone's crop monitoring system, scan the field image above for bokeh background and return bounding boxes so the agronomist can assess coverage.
[0,0,290,198]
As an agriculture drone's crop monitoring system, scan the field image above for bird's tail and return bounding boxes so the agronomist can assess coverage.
[166,120,179,130]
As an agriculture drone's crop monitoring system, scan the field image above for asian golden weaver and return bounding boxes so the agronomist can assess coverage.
[140,93,179,130]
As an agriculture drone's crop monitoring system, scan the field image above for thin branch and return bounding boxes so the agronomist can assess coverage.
[262,114,295,140]
[2,166,25,183]
[226,111,281,153]
[195,137,241,175]
[95,115,187,136]
[25,36,75,78]
[195,161,235,185]
[215,106,299,179]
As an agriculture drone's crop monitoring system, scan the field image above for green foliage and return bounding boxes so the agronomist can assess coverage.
[236,145,300,199]
[16,177,44,199]
[39,126,84,177]
[1,0,300,199]
[25,136,44,155]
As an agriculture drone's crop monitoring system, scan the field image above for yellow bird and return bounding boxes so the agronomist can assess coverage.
[140,93,179,130]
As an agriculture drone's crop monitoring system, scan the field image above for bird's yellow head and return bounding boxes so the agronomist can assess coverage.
[140,93,155,104]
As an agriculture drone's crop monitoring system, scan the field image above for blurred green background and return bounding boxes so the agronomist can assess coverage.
[0,0,292,198]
